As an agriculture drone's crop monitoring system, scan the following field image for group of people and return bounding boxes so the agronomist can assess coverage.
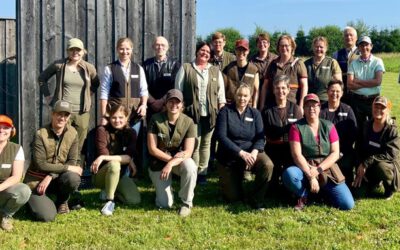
[1,26,399,231]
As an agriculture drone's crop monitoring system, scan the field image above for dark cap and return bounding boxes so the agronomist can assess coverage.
[304,93,320,104]
[166,89,183,102]
[235,39,249,50]
[53,100,72,114]
[373,96,388,108]
[357,36,372,46]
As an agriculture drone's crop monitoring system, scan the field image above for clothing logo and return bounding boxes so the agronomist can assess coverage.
[368,141,381,148]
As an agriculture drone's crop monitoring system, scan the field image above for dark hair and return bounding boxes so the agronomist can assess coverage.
[256,33,271,43]
[108,104,130,118]
[327,80,344,90]
[196,41,211,55]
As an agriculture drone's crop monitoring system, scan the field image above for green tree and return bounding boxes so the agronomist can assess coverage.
[347,19,370,37]
[295,29,309,56]
[308,25,342,56]
[205,27,243,53]
[269,31,288,55]
[248,25,271,57]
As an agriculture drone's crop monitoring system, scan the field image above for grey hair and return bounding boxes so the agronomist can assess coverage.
[273,74,290,88]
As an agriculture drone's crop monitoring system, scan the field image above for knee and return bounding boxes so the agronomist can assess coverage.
[180,159,198,176]
[61,172,81,190]
[107,161,121,175]
[339,197,355,211]
[282,166,299,185]
[15,184,32,205]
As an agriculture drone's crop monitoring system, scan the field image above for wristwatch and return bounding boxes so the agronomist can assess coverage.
[317,166,324,174]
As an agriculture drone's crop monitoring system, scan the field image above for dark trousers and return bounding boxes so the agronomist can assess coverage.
[28,172,81,222]
[365,161,395,191]
[338,151,356,187]
[349,93,375,127]
[217,152,274,204]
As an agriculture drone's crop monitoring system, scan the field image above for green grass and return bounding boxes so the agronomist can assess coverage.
[2,55,400,249]
[376,53,400,73]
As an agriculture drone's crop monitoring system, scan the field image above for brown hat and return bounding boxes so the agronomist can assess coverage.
[304,93,320,104]
[53,100,72,114]
[235,39,249,50]
[373,96,388,108]
[166,89,183,102]
[0,114,13,127]
[67,38,84,50]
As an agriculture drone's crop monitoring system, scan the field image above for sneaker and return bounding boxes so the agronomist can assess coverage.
[197,175,207,185]
[99,190,107,201]
[57,202,70,214]
[101,201,115,216]
[1,216,13,231]
[178,206,191,217]
[294,197,307,211]
[243,171,253,181]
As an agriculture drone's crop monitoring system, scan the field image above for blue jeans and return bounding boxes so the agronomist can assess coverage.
[282,166,354,210]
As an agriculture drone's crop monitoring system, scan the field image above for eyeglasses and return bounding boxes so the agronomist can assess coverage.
[304,104,320,110]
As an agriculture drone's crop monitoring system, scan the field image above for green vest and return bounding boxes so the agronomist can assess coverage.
[224,62,258,105]
[305,57,334,101]
[149,112,196,171]
[296,118,333,160]
[182,63,220,128]
[0,142,20,183]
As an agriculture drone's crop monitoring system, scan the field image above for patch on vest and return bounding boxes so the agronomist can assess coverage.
[1,164,11,169]
[245,117,253,122]
[338,112,348,117]
[244,73,255,78]
[131,74,139,78]
[368,141,381,148]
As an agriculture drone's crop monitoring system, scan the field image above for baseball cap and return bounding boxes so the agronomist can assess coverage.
[304,93,320,104]
[235,39,249,50]
[373,96,388,108]
[67,38,84,50]
[53,100,72,114]
[357,36,372,46]
[166,89,183,102]
[0,114,13,128]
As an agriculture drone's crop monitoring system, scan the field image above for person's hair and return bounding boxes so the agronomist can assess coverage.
[235,83,252,97]
[327,80,344,90]
[153,36,169,48]
[344,26,357,36]
[108,104,130,119]
[313,36,329,50]
[273,74,290,88]
[256,33,271,43]
[196,41,211,54]
[276,35,296,55]
[116,37,133,49]
[211,32,225,41]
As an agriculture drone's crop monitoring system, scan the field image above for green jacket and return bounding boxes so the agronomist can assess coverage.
[25,124,79,189]
[38,59,99,113]
[148,112,197,171]
[305,57,336,101]
[0,142,20,183]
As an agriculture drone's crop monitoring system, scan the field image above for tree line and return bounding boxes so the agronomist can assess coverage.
[199,20,400,57]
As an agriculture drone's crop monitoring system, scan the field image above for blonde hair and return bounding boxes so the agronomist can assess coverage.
[313,36,329,50]
[116,37,133,49]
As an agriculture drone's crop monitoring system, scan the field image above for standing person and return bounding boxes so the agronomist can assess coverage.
[262,75,302,186]
[259,35,308,110]
[38,38,99,163]
[353,96,400,200]
[0,115,31,231]
[332,26,359,102]
[143,36,181,117]
[100,37,148,132]
[209,31,236,71]
[147,89,197,217]
[347,36,385,127]
[223,39,260,108]
[25,101,82,222]
[320,80,357,186]
[91,104,141,216]
[216,85,274,210]
[282,94,354,211]
[305,36,342,103]
[249,33,277,96]
[175,41,226,185]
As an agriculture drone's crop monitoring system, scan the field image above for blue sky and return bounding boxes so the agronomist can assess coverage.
[2,0,400,38]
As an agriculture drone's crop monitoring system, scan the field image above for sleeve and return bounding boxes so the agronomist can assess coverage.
[289,124,301,142]
[251,110,265,151]
[375,58,385,73]
[89,64,100,93]
[331,59,342,75]
[139,66,149,97]
[174,66,185,91]
[329,125,339,143]
[215,107,242,155]
[31,131,68,173]
[95,126,110,156]
[65,135,79,166]
[100,65,112,100]
[217,71,226,104]
[297,60,308,78]
[15,146,25,161]
[38,61,58,97]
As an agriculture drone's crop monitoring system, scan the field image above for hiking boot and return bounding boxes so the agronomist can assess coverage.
[101,201,115,216]
[1,216,13,231]
[294,197,307,211]
[178,205,191,217]
[57,202,70,214]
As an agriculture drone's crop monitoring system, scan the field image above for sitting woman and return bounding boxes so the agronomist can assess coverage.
[282,93,354,211]
[216,84,274,210]
[353,96,400,200]
[0,115,31,231]
[91,104,141,216]
[147,89,197,217]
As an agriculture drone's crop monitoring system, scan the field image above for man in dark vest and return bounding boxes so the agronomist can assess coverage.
[332,26,359,103]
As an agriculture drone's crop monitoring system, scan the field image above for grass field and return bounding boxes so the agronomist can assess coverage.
[1,56,400,249]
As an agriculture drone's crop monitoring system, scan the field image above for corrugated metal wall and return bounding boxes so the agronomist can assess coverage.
[16,0,196,155]
[0,19,18,136]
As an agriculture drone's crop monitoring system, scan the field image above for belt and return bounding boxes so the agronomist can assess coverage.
[349,92,379,100]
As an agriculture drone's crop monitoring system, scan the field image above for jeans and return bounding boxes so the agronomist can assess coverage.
[282,166,354,210]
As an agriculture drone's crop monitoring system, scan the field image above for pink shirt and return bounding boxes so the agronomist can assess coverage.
[289,124,339,143]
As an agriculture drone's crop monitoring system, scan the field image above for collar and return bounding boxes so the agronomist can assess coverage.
[192,61,212,70]
[358,54,373,63]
